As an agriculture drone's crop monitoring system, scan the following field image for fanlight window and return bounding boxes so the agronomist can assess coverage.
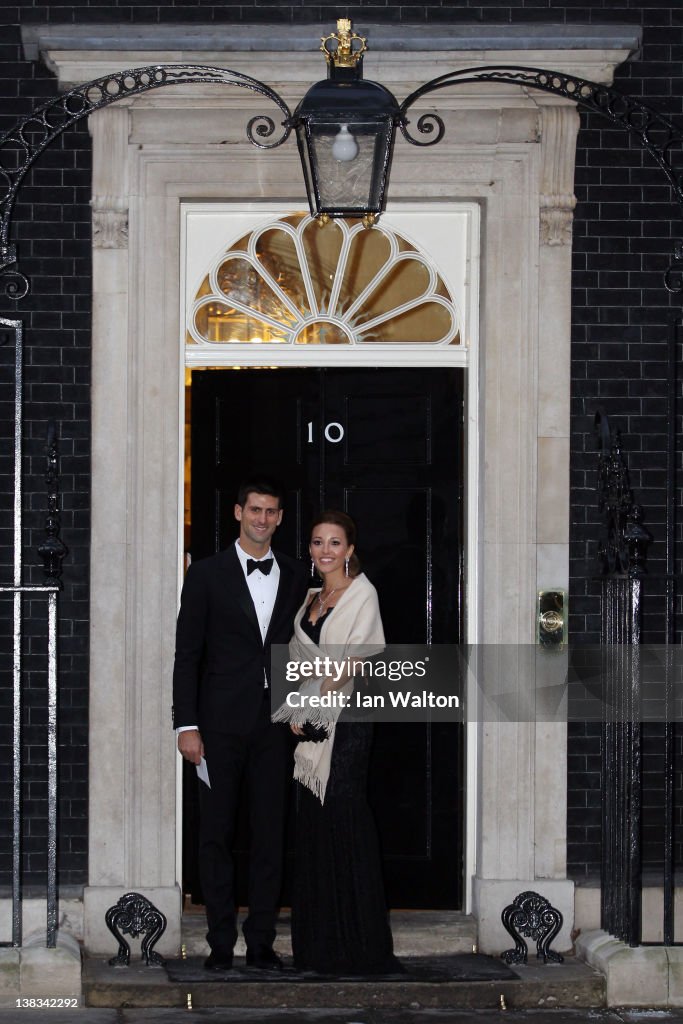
[187,214,461,347]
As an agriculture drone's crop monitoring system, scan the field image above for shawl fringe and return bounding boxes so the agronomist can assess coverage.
[293,745,328,803]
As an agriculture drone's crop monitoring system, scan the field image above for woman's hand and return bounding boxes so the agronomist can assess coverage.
[290,723,305,736]
[320,675,346,696]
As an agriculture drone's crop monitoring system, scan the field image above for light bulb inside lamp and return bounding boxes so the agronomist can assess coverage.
[331,124,359,162]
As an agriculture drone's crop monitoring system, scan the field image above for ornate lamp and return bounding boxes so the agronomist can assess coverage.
[289,19,401,227]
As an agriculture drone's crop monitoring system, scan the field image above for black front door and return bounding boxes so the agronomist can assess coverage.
[187,366,464,908]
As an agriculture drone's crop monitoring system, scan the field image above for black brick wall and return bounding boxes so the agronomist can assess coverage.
[1,0,682,890]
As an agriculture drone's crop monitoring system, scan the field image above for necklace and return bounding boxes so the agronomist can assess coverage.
[317,584,347,611]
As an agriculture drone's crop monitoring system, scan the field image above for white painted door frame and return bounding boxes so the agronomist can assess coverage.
[178,200,481,913]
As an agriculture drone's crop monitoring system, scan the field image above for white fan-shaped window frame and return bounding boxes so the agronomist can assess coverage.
[187,214,461,349]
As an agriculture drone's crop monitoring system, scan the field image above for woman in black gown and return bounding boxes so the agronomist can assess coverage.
[279,510,401,975]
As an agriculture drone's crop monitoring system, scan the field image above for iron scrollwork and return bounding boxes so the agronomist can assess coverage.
[398,65,683,215]
[37,420,68,587]
[501,890,564,965]
[0,244,29,301]
[398,64,683,277]
[0,64,293,294]
[105,891,167,967]
[397,111,445,148]
[595,410,651,578]
[665,240,683,294]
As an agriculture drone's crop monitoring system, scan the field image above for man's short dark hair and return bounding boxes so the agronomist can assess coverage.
[236,477,285,509]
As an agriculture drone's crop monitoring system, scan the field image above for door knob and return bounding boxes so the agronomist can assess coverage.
[537,590,566,647]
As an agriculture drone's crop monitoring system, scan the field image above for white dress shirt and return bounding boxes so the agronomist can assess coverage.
[234,539,280,642]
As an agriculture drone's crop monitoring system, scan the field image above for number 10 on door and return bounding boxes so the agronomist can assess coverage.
[307,421,344,444]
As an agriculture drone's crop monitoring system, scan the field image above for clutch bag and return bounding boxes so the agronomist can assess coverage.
[299,721,329,743]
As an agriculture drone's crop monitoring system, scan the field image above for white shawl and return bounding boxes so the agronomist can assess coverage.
[272,572,385,804]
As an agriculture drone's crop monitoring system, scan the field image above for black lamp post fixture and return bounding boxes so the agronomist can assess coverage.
[289,19,401,228]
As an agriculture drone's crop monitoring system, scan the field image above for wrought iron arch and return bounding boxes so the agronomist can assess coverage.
[399,64,683,218]
[2,60,683,297]
[0,63,294,298]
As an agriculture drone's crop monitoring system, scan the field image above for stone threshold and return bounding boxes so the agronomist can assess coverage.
[182,910,478,959]
[82,955,604,1010]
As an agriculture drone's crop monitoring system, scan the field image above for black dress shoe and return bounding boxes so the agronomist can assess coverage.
[204,951,233,971]
[245,946,284,971]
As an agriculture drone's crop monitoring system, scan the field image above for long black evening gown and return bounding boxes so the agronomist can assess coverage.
[291,603,402,976]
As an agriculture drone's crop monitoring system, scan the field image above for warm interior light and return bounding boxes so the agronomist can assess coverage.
[331,124,358,162]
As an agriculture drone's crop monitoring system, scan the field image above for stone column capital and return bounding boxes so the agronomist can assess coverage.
[89,105,130,250]
[539,104,580,247]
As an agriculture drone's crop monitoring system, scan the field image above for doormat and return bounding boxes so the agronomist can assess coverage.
[165,953,518,983]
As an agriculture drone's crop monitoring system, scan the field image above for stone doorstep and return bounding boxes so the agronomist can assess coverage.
[81,956,605,1010]
[577,928,683,1008]
[181,911,479,959]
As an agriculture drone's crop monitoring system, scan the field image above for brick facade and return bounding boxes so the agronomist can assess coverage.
[1,1,681,890]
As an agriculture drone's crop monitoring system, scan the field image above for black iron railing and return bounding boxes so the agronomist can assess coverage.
[599,578,642,947]
[0,318,65,948]
[597,316,681,947]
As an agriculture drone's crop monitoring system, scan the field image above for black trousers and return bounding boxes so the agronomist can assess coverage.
[198,700,290,955]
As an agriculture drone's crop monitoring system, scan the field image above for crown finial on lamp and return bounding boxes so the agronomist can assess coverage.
[320,19,367,69]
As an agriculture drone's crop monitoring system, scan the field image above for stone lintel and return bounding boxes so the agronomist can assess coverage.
[22,22,642,62]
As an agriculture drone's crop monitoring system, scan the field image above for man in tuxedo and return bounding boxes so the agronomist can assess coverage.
[173,477,308,971]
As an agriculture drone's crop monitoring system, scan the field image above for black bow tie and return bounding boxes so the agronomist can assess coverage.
[246,558,273,576]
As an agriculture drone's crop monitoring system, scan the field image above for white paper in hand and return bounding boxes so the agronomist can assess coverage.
[196,756,211,788]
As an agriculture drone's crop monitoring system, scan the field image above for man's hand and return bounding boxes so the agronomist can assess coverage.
[178,729,204,765]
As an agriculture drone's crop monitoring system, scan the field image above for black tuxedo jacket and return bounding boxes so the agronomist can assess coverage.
[172,545,309,735]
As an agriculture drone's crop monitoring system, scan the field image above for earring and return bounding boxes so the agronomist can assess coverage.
[345,557,350,578]
[311,558,316,577]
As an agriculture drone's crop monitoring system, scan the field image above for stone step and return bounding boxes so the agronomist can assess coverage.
[82,955,605,1010]
[181,910,478,958]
